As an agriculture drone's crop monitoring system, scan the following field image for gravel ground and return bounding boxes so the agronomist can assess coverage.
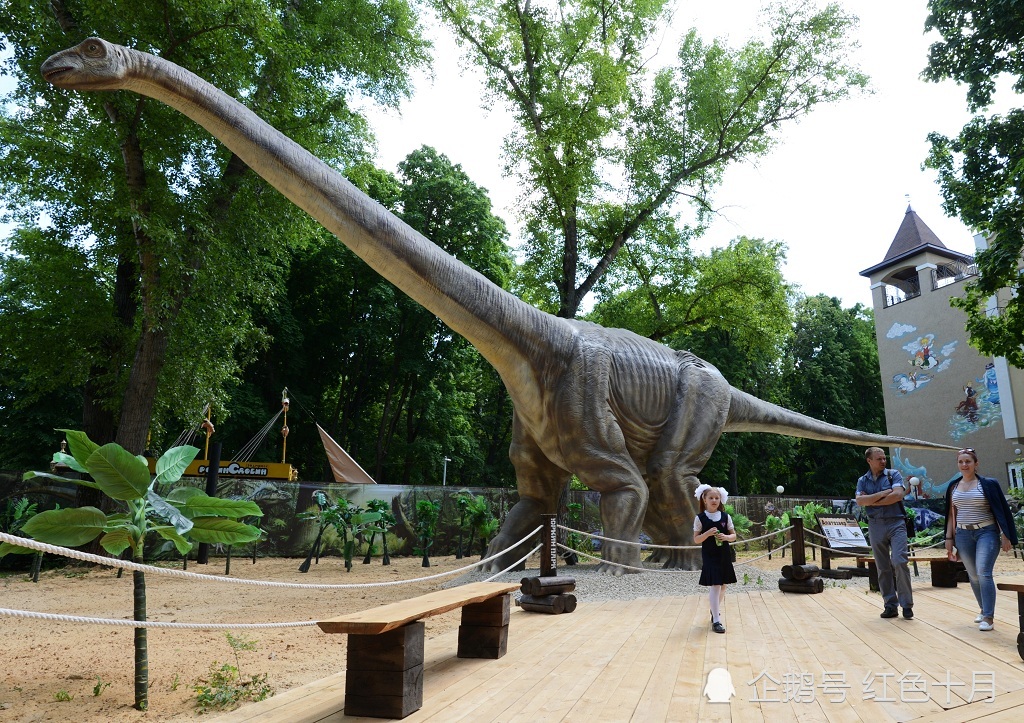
[449,547,891,601]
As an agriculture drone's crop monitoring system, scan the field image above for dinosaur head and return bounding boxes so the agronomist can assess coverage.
[41,38,130,90]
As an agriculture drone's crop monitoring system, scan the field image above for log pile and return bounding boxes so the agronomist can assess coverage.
[519,576,577,614]
[778,563,824,594]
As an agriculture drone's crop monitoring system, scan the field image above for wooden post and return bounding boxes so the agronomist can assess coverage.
[541,514,557,578]
[791,517,806,566]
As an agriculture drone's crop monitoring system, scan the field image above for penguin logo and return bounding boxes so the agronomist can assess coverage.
[703,667,736,703]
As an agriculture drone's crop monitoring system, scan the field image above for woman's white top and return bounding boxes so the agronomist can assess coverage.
[952,482,996,527]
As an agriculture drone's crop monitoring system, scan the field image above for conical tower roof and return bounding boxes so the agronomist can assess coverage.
[860,205,970,278]
[883,205,947,261]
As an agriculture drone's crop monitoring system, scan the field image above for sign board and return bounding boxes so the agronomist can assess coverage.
[145,458,297,481]
[817,514,868,549]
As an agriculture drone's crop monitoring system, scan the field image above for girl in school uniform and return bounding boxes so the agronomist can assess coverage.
[693,484,737,633]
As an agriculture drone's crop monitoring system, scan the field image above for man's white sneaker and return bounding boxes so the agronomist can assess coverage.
[979,620,994,631]
[974,613,984,623]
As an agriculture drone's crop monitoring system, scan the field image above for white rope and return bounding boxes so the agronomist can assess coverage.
[0,608,317,630]
[557,524,794,550]
[739,541,794,564]
[0,526,542,589]
[483,544,542,582]
[557,544,670,573]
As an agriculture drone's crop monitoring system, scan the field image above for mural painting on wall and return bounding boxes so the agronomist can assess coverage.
[886,324,957,396]
[949,362,1001,440]
[890,448,961,506]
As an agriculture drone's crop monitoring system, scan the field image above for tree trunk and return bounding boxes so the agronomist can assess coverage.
[132,564,149,710]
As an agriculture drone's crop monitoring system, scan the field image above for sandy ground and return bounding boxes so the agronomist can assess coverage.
[0,554,489,722]
[1,548,1022,721]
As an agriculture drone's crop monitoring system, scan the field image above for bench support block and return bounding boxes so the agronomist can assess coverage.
[345,622,425,718]
[458,594,511,659]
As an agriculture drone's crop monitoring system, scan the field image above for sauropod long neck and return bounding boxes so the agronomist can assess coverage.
[122,48,559,376]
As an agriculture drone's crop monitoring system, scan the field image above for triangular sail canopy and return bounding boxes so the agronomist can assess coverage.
[317,424,376,484]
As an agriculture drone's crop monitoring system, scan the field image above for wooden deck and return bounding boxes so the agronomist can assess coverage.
[215,578,1024,722]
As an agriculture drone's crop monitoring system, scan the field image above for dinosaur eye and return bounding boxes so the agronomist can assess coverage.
[82,40,105,58]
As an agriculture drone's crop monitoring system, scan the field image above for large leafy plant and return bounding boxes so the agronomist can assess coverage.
[19,430,262,711]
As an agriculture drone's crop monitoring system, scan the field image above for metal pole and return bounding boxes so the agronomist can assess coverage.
[442,456,451,486]
[197,442,221,565]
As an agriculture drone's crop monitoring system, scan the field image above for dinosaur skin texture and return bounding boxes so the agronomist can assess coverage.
[41,38,955,575]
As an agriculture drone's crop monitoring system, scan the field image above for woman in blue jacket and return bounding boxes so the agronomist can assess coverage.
[943,448,1019,631]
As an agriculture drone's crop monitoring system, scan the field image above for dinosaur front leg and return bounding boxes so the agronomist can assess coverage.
[482,420,568,572]
[645,474,702,570]
[572,456,649,576]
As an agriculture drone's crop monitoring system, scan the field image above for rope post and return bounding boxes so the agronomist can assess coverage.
[541,514,557,577]
[791,517,806,566]
[197,441,221,565]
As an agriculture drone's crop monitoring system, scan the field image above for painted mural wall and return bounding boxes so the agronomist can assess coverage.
[873,267,1011,500]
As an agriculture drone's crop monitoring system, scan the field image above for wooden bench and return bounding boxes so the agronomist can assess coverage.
[317,581,520,719]
[855,555,967,591]
[995,580,1024,661]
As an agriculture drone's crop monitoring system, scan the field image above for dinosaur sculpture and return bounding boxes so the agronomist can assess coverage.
[41,38,954,574]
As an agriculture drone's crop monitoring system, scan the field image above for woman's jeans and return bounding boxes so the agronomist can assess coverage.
[955,525,1001,618]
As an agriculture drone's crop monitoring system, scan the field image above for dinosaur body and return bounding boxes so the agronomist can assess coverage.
[41,39,954,574]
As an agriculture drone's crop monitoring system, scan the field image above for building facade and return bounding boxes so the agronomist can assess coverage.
[860,206,1024,498]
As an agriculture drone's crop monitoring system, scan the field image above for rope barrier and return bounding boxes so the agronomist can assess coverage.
[556,524,794,550]
[483,544,541,582]
[0,526,542,590]
[553,540,794,573]
[0,608,318,630]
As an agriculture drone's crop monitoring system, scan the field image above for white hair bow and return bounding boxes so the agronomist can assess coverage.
[693,484,729,506]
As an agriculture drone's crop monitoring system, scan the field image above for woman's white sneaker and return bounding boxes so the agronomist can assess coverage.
[974,613,984,623]
[979,620,994,631]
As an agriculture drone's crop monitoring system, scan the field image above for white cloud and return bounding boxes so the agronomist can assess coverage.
[887,322,917,339]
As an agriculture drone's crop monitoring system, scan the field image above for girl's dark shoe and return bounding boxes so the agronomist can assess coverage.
[880,608,898,618]
[712,622,726,634]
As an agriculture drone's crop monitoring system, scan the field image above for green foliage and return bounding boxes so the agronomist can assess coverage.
[248,146,516,486]
[193,633,273,712]
[19,431,262,710]
[763,512,791,547]
[790,502,830,531]
[0,497,41,557]
[433,0,866,318]
[53,690,72,702]
[923,1,1024,364]
[723,504,752,539]
[300,492,380,571]
[462,494,498,557]
[92,678,111,697]
[413,498,441,563]
[0,0,430,457]
[783,297,884,495]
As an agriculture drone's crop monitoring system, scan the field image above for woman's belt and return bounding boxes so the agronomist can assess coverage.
[957,522,996,530]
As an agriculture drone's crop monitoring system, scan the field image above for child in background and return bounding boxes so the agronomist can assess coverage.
[693,484,737,633]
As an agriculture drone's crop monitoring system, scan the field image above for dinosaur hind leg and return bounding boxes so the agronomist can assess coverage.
[482,422,568,572]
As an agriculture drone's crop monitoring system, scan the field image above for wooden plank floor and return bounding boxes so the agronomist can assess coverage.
[215,580,1024,722]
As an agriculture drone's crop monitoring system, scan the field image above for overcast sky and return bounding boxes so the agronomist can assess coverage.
[2,2,1015,311]
[361,0,1017,310]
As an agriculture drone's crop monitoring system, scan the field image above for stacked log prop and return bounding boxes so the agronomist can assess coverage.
[519,576,577,614]
[778,518,823,594]
[778,564,824,594]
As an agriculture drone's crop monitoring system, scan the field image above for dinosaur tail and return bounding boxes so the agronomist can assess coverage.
[724,388,957,451]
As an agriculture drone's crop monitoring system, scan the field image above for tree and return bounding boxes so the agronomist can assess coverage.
[782,296,884,494]
[589,236,796,494]
[431,0,867,318]
[923,0,1024,364]
[243,147,516,486]
[14,430,261,710]
[0,1,429,457]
